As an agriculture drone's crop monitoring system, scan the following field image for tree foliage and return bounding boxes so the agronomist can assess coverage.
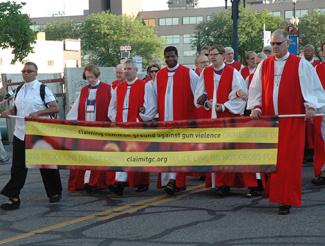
[44,19,81,40]
[299,10,325,57]
[81,13,163,67]
[193,7,283,60]
[0,1,35,63]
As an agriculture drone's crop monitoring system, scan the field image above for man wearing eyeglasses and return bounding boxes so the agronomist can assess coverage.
[0,62,62,210]
[194,45,258,198]
[248,29,325,215]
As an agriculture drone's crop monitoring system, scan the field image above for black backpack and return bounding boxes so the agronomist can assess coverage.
[15,83,57,119]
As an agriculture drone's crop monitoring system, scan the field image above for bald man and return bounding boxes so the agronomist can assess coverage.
[194,54,210,75]
[224,47,243,71]
[304,44,321,67]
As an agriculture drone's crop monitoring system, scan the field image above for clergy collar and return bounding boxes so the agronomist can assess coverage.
[167,64,179,72]
[225,60,235,65]
[88,80,101,89]
[213,63,225,72]
[275,52,290,62]
[126,77,138,85]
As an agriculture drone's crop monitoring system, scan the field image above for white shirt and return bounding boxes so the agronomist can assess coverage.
[248,52,325,114]
[153,64,199,121]
[66,81,104,122]
[108,78,157,123]
[194,63,247,118]
[14,80,56,140]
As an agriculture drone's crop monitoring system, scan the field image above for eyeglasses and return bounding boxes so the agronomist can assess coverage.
[150,70,159,73]
[21,70,35,74]
[270,40,287,46]
[209,53,221,56]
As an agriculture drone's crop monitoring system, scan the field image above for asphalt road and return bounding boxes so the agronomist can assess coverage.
[0,146,324,246]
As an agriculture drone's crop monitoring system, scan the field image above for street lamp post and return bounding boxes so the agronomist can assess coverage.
[231,0,240,60]
[288,0,299,55]
[293,0,297,19]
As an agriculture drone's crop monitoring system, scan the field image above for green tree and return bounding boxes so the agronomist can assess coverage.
[299,10,325,57]
[44,19,81,40]
[0,1,35,63]
[81,12,163,67]
[193,7,283,61]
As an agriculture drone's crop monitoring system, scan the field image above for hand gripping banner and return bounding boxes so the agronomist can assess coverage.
[25,117,279,173]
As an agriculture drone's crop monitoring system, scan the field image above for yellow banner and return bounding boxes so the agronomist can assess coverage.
[26,121,278,144]
[26,149,277,167]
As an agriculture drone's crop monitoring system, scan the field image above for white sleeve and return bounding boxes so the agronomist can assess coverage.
[66,95,80,120]
[299,59,325,110]
[108,88,117,123]
[189,69,200,96]
[44,86,56,104]
[247,61,263,110]
[139,82,157,122]
[194,70,206,108]
[223,69,247,115]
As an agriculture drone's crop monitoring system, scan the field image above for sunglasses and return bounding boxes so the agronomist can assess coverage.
[21,70,35,74]
[270,40,287,46]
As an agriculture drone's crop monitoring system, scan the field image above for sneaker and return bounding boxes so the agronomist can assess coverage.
[164,180,176,195]
[1,198,20,211]
[49,194,62,203]
[215,186,230,198]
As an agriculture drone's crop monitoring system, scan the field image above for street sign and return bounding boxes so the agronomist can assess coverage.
[120,45,132,51]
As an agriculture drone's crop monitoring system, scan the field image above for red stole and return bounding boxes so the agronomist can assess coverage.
[111,80,121,90]
[77,82,111,121]
[156,64,194,121]
[262,54,305,206]
[203,65,234,118]
[116,79,145,123]
[248,73,254,88]
[195,67,201,76]
[241,66,250,80]
[227,60,242,71]
[314,62,325,176]
[261,55,304,115]
[312,60,321,67]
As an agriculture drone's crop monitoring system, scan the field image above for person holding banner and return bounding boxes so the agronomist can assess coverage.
[248,30,325,215]
[313,44,325,186]
[111,64,125,90]
[67,64,115,193]
[154,46,200,195]
[0,62,62,210]
[194,45,259,198]
[108,59,157,195]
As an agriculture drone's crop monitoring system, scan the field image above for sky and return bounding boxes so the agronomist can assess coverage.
[0,0,226,17]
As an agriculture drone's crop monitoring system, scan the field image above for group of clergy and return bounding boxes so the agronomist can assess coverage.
[66,29,325,215]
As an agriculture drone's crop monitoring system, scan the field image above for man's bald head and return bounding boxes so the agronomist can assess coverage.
[115,64,125,81]
[303,44,315,61]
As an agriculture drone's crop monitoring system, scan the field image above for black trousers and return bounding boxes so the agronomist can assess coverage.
[1,136,62,199]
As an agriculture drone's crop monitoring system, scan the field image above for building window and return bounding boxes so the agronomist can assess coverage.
[159,17,179,26]
[207,15,214,21]
[183,34,195,44]
[144,19,156,26]
[48,60,54,66]
[183,16,203,25]
[285,9,308,19]
[184,50,196,57]
[161,35,180,44]
[318,8,325,14]
[31,24,46,32]
[271,11,281,17]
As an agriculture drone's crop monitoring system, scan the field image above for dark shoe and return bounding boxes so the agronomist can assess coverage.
[108,182,126,196]
[1,198,20,210]
[49,194,61,203]
[311,176,325,186]
[215,186,230,198]
[135,185,149,192]
[84,184,95,194]
[245,188,262,198]
[164,180,176,195]
[278,205,291,215]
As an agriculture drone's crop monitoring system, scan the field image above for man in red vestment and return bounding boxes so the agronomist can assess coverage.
[248,30,325,215]
[304,44,321,68]
[241,51,257,80]
[224,47,243,71]
[67,64,114,193]
[111,64,125,90]
[154,46,200,195]
[108,59,157,195]
[195,54,210,76]
[195,44,258,198]
[312,42,325,186]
